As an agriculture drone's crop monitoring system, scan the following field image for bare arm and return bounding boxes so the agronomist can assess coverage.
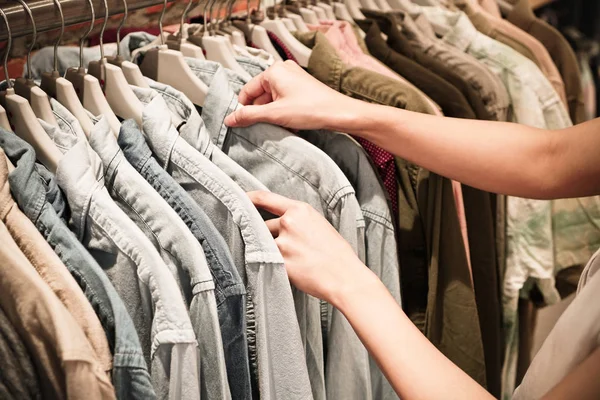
[249,191,494,400]
[226,61,600,199]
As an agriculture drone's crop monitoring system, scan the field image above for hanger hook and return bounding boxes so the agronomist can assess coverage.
[99,0,109,61]
[51,0,65,74]
[0,7,12,88]
[80,0,96,68]
[159,0,167,45]
[180,0,193,40]
[203,0,211,35]
[13,0,36,81]
[116,0,129,56]
[209,0,219,34]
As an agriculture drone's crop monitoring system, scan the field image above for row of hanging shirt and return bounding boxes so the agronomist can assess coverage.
[0,0,598,399]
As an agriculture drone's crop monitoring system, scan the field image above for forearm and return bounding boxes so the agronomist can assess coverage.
[326,100,571,199]
[334,267,493,400]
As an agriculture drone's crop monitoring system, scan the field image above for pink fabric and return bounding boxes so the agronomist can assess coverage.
[452,180,472,281]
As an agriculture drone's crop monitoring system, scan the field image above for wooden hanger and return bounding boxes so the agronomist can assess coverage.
[64,0,121,135]
[11,0,58,126]
[139,0,208,106]
[166,0,207,59]
[88,0,143,131]
[0,8,62,173]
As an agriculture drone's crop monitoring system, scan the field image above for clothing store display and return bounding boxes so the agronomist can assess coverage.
[2,0,599,399]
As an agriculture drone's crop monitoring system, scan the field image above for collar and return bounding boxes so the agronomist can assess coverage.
[506,0,535,32]
[0,128,47,224]
[294,31,345,92]
[203,67,240,150]
[88,115,124,181]
[49,98,87,142]
[132,86,181,170]
[0,147,14,221]
[453,0,495,37]
[358,19,392,62]
[144,78,213,157]
[420,7,478,53]
[116,120,154,172]
[55,137,105,241]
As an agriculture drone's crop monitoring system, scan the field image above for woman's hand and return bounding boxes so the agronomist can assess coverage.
[224,61,359,131]
[248,190,379,307]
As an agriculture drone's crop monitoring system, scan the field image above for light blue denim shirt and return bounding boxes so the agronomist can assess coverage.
[88,119,231,400]
[134,88,313,399]
[48,117,200,400]
[117,124,252,400]
[0,129,156,400]
[189,61,372,400]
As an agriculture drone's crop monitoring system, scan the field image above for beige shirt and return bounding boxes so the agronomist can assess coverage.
[0,149,113,377]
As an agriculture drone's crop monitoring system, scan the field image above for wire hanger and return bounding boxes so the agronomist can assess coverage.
[87,0,143,130]
[64,0,121,136]
[139,0,208,106]
[40,0,93,137]
[106,0,151,88]
[12,0,58,126]
[0,5,62,173]
[261,0,311,66]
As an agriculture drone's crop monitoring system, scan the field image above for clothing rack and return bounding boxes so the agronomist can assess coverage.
[0,0,175,41]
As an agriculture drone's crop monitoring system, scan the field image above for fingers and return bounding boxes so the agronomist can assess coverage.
[225,104,274,128]
[247,191,298,217]
[265,218,280,237]
[252,91,273,106]
[238,72,271,106]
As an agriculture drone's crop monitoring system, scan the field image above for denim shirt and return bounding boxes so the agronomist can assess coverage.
[189,62,373,400]
[134,89,313,399]
[136,77,269,194]
[0,130,155,400]
[50,118,200,400]
[88,119,230,400]
[117,124,252,400]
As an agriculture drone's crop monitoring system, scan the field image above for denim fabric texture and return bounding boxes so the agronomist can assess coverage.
[48,117,200,400]
[89,119,230,400]
[118,124,252,400]
[189,62,373,400]
[132,87,313,399]
[0,130,155,400]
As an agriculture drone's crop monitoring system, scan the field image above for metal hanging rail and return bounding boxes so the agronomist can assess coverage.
[0,0,175,41]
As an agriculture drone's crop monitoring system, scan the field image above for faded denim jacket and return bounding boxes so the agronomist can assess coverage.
[48,116,200,400]
[88,119,230,400]
[132,88,313,399]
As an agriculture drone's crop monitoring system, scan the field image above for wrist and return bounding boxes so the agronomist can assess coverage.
[330,260,383,313]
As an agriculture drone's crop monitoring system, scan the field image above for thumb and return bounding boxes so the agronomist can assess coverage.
[224,104,274,128]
